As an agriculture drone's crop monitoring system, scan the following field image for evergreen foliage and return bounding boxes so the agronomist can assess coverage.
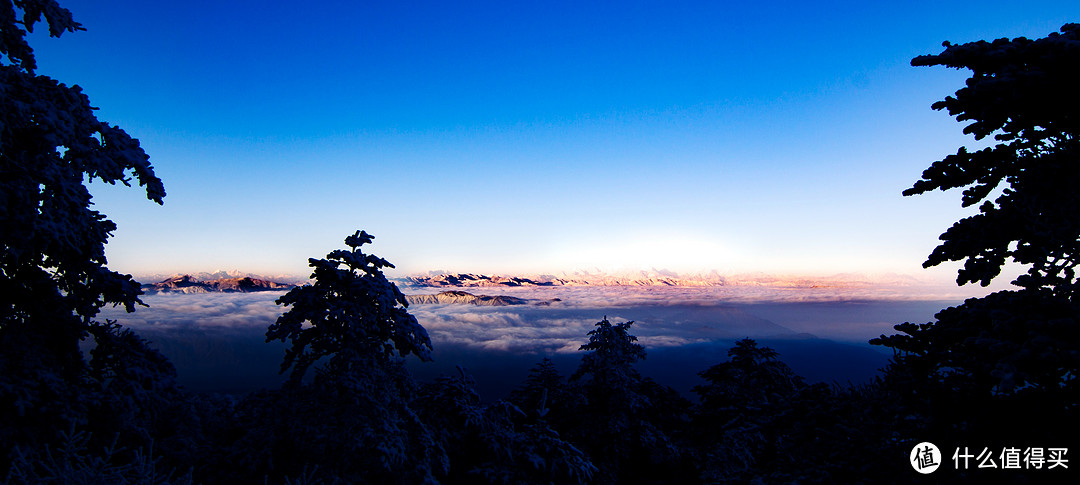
[266,230,432,386]
[1,0,164,325]
[872,23,1080,472]
[905,23,1080,295]
[508,357,582,428]
[4,428,193,485]
[234,232,445,483]
[686,340,918,483]
[691,339,803,479]
[415,367,595,484]
[1,0,177,474]
[566,318,690,484]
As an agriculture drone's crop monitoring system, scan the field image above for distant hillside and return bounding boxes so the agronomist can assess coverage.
[405,290,560,307]
[143,275,296,294]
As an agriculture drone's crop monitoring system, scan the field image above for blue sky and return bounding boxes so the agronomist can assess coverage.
[29,1,1079,282]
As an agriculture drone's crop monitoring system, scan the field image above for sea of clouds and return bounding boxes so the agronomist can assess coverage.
[101,285,958,351]
[94,285,960,397]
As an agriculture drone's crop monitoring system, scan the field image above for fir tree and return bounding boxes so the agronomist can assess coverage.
[1,0,176,473]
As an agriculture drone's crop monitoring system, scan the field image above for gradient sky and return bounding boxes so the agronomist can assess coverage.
[28,1,1079,282]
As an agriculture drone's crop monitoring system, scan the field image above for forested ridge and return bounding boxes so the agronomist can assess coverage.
[2,2,1077,483]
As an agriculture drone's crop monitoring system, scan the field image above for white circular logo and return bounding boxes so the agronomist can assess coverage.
[910,442,941,474]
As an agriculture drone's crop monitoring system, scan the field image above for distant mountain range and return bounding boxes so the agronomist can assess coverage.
[402,274,560,288]
[137,270,309,285]
[398,271,921,289]
[142,275,296,294]
[135,269,928,295]
[399,272,710,287]
[405,290,560,307]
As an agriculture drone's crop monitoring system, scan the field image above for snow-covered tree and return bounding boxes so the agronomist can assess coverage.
[1,0,165,330]
[903,24,1080,296]
[266,230,432,385]
[694,339,802,407]
[1,0,170,469]
[571,318,647,392]
[868,26,1079,478]
[509,357,580,426]
[567,318,689,484]
[249,231,443,483]
[415,367,595,485]
[690,339,804,481]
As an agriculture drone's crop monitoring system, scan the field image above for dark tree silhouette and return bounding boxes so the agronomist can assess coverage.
[414,367,595,484]
[691,339,803,481]
[1,0,176,474]
[571,318,647,392]
[266,230,432,385]
[228,231,444,483]
[694,338,802,406]
[566,318,689,484]
[689,339,910,483]
[1,0,164,328]
[509,357,580,426]
[905,23,1080,295]
[873,24,1080,466]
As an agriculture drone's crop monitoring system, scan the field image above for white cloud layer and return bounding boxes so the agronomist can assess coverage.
[98,286,958,356]
[90,287,951,394]
[101,292,286,331]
